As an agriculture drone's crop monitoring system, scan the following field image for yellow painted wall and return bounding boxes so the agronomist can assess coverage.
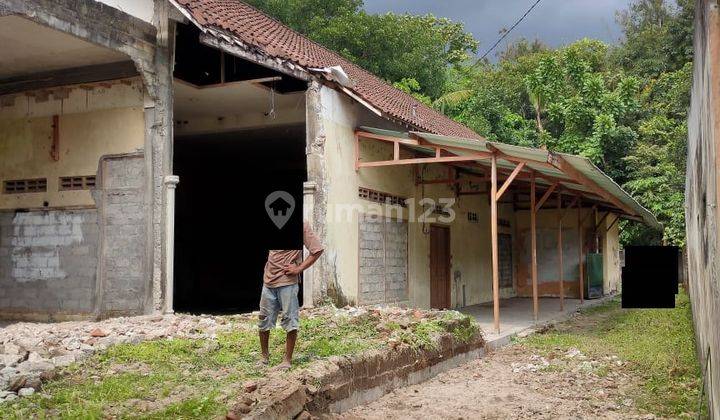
[320,86,515,309]
[603,215,621,294]
[0,81,145,209]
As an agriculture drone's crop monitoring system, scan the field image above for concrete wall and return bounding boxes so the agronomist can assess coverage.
[0,80,146,209]
[0,209,99,319]
[0,80,148,319]
[318,86,515,309]
[686,1,720,417]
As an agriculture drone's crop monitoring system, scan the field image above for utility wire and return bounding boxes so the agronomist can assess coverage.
[479,0,544,61]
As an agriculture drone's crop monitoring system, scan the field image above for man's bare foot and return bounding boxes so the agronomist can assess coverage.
[256,356,269,367]
[274,361,292,371]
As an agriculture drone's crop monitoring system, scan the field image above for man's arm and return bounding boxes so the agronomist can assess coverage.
[283,250,323,276]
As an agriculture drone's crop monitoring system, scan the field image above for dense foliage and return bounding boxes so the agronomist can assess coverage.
[249,0,693,246]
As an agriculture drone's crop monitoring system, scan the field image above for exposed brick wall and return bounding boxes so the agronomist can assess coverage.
[0,210,99,316]
[359,216,408,304]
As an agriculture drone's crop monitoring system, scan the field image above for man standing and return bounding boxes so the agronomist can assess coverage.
[258,222,323,369]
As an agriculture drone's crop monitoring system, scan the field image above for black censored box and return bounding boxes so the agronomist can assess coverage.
[621,246,679,308]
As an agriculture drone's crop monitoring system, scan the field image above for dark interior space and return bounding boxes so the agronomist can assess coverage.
[173,124,307,314]
[174,23,306,93]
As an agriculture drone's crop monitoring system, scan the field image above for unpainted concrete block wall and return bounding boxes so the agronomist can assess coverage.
[0,210,99,317]
[97,154,148,317]
[358,217,408,304]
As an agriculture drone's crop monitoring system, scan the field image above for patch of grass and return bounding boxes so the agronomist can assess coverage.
[396,313,480,349]
[522,291,702,418]
[0,310,391,419]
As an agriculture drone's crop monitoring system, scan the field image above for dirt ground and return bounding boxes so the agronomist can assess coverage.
[334,344,650,420]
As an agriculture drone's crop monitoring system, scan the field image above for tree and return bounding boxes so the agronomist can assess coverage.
[246,0,478,98]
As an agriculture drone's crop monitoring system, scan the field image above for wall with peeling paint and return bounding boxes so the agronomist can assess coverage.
[319,86,516,309]
[686,1,720,417]
[514,208,621,298]
[0,80,146,210]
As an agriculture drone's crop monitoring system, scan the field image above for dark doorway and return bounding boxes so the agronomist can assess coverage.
[173,124,306,313]
[430,225,451,309]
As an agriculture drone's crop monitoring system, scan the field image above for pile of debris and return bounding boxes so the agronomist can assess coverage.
[0,306,474,404]
[0,314,239,402]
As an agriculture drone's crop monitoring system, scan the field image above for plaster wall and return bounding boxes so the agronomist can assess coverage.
[319,86,515,309]
[686,1,720,416]
[514,207,621,298]
[0,80,146,210]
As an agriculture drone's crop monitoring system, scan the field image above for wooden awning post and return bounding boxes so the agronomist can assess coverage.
[490,154,500,333]
[577,196,584,303]
[557,191,564,311]
[530,172,539,321]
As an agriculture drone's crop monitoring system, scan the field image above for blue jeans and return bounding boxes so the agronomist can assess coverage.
[258,283,300,331]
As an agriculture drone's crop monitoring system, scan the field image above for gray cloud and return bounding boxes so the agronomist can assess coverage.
[363,0,631,58]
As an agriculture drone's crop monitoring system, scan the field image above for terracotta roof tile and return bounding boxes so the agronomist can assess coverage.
[172,0,481,139]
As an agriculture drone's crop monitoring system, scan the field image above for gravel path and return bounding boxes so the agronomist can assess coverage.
[334,344,650,420]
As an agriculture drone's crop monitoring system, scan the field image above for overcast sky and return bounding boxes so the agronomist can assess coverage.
[363,0,632,58]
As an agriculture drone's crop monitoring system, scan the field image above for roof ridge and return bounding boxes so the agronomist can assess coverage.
[172,0,481,138]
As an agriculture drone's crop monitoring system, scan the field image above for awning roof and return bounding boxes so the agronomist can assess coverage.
[359,126,661,229]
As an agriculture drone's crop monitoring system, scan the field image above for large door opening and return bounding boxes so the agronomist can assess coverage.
[173,125,306,313]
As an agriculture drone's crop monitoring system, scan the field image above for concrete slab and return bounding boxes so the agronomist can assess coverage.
[461,296,615,349]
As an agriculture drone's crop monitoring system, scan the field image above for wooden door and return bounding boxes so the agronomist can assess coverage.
[430,225,451,309]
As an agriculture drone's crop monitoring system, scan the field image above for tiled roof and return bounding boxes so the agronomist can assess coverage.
[172,0,481,139]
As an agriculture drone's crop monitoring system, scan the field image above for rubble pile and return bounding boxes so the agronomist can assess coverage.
[0,314,238,402]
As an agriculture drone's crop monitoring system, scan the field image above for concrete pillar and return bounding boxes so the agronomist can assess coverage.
[303,181,317,307]
[163,175,179,314]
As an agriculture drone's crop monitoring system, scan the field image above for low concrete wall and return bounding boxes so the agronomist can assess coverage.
[242,330,485,419]
[0,209,99,319]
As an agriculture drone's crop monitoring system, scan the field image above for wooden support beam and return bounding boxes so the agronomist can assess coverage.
[558,191,564,311]
[534,182,559,212]
[357,154,490,168]
[606,214,620,232]
[393,141,400,161]
[356,131,420,146]
[595,211,610,231]
[559,196,580,221]
[548,152,636,216]
[531,172,539,321]
[577,196,584,304]
[490,154,501,333]
[582,204,598,225]
[496,162,526,200]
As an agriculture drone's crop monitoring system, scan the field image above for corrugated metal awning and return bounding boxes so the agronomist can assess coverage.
[358,126,660,229]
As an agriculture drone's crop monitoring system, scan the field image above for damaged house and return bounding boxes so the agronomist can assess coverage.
[0,0,659,331]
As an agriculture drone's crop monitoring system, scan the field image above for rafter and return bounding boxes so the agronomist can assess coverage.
[534,182,559,212]
[496,162,526,200]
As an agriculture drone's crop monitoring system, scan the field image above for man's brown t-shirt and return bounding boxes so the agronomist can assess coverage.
[263,224,323,288]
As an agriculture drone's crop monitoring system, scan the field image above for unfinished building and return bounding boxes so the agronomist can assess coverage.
[0,0,659,331]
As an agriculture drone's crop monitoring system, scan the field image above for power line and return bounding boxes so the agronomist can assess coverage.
[479,0,544,61]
